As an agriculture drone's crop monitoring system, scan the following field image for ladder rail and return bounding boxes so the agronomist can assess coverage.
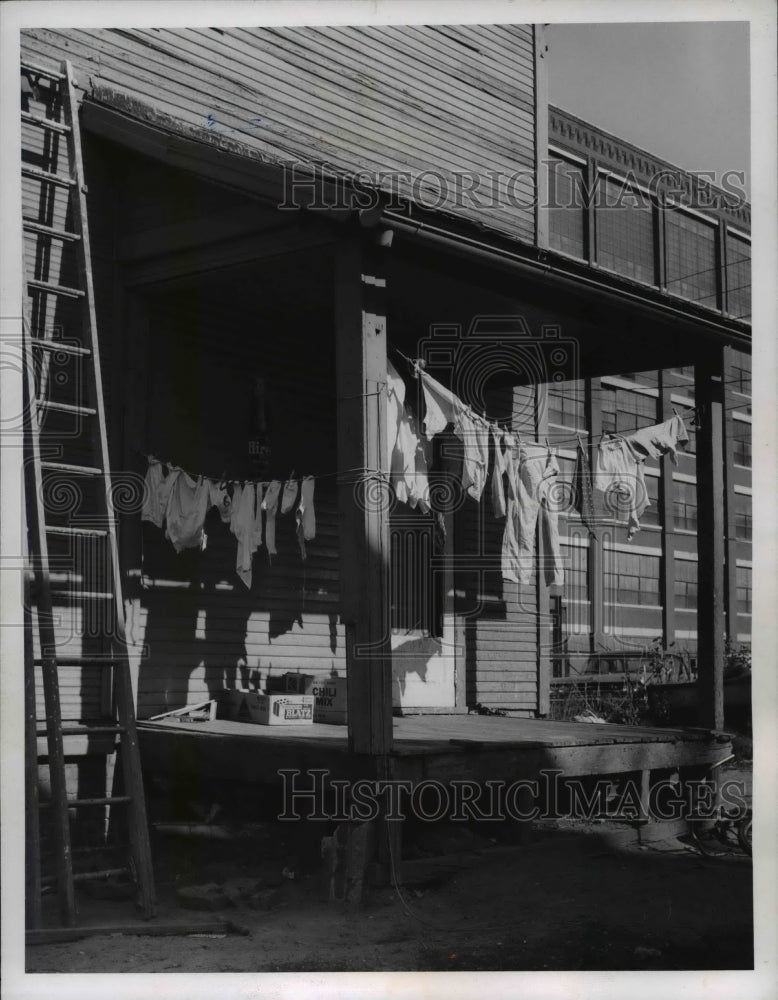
[22,316,77,926]
[62,60,156,919]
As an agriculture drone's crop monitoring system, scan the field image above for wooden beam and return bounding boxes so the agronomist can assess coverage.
[533,24,549,251]
[695,351,726,729]
[335,233,393,756]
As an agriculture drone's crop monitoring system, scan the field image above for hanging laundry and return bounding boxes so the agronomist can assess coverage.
[386,359,406,457]
[490,426,508,518]
[251,482,264,551]
[164,472,211,553]
[594,437,648,540]
[501,444,563,586]
[209,481,233,524]
[262,480,282,558]
[141,458,180,529]
[387,360,432,512]
[456,408,489,502]
[418,369,459,439]
[229,482,244,537]
[281,478,299,515]
[230,482,260,589]
[625,414,689,464]
[571,440,597,536]
[295,476,316,559]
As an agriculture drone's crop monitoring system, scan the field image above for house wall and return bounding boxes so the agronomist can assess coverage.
[22,24,539,244]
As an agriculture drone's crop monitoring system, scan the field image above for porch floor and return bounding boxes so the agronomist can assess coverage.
[137,714,731,786]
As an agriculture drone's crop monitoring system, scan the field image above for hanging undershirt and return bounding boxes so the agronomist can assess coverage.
[262,481,282,559]
[164,472,210,553]
[142,459,181,529]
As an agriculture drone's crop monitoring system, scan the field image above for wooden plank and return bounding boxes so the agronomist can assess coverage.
[694,351,726,729]
[335,235,392,756]
[533,24,549,250]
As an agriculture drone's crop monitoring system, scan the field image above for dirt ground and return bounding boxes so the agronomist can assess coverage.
[27,805,753,974]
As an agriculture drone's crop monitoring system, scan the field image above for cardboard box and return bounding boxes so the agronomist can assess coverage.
[312,677,348,725]
[219,689,314,726]
[282,672,315,695]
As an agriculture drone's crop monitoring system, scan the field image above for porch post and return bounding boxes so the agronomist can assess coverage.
[335,232,393,755]
[694,350,726,730]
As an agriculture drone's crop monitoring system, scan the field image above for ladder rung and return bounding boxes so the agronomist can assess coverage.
[21,110,70,134]
[28,279,85,299]
[39,725,126,736]
[21,61,66,81]
[49,590,115,600]
[42,868,130,886]
[38,400,96,417]
[30,338,90,357]
[40,796,132,809]
[45,525,109,538]
[41,460,102,475]
[21,165,75,188]
[24,219,80,241]
[34,655,119,666]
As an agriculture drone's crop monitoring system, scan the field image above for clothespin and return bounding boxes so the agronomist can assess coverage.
[577,435,584,453]
[672,406,680,419]
[545,436,550,450]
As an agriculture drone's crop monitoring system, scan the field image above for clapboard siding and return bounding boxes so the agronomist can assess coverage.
[455,385,540,711]
[21,24,537,243]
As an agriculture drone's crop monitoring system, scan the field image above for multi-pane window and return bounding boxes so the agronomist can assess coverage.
[727,234,751,321]
[732,419,751,467]
[665,210,718,308]
[601,387,657,436]
[734,494,752,540]
[596,177,655,284]
[674,560,698,609]
[547,380,585,429]
[605,551,661,606]
[673,480,698,532]
[642,474,661,526]
[730,363,751,396]
[548,157,587,259]
[736,566,752,614]
[669,366,694,380]
[563,545,589,602]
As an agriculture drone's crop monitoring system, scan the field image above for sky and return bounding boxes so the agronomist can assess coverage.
[546,21,751,198]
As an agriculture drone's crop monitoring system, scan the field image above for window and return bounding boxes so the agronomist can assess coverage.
[732,419,751,467]
[673,480,698,532]
[736,566,752,614]
[601,387,658,436]
[726,234,751,321]
[605,551,661,606]
[547,380,585,429]
[564,545,589,602]
[665,210,718,308]
[734,494,752,540]
[641,474,661,527]
[730,363,751,397]
[548,157,587,259]
[596,177,655,284]
[669,366,694,380]
[674,560,698,609]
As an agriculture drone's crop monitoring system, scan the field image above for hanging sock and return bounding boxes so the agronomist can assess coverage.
[572,440,597,536]
[295,476,316,559]
[490,426,508,519]
[164,472,211,553]
[281,478,299,515]
[262,480,282,559]
[142,458,180,529]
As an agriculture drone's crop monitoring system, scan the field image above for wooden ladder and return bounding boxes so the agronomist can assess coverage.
[21,59,156,929]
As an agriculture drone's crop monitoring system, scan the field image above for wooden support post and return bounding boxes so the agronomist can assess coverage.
[585,379,604,648]
[721,347,739,641]
[335,233,393,756]
[535,383,551,716]
[694,352,726,730]
[658,372,676,648]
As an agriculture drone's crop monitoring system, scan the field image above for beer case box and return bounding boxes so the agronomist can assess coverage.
[242,693,314,725]
[282,672,315,695]
[218,689,314,725]
[312,677,348,725]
